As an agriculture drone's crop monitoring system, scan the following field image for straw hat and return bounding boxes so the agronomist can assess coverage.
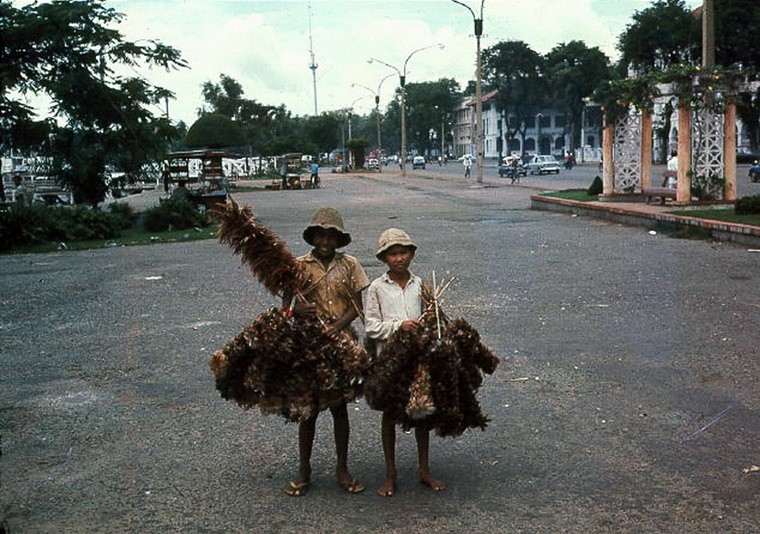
[375,228,416,260]
[303,207,351,248]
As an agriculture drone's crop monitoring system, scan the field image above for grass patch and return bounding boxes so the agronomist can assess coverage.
[667,209,760,227]
[9,224,218,254]
[539,189,599,202]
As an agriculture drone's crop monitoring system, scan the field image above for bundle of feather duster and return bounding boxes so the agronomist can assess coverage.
[364,283,500,437]
[209,199,370,422]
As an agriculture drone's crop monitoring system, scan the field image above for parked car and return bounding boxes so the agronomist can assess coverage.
[498,156,527,178]
[412,155,426,169]
[750,161,760,183]
[525,155,561,175]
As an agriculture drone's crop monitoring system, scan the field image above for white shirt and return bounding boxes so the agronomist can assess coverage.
[364,272,423,354]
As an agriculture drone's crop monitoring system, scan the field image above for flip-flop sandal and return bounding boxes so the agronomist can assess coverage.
[338,478,365,494]
[284,480,310,497]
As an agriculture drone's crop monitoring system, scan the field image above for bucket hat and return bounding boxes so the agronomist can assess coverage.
[303,207,352,248]
[375,228,416,260]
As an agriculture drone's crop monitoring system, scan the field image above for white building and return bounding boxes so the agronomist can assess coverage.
[453,90,602,161]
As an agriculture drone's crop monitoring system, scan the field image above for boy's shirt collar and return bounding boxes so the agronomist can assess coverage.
[380,270,420,286]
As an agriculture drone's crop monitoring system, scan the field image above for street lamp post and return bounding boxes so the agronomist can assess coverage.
[452,0,485,184]
[536,113,544,155]
[369,44,444,177]
[352,72,394,156]
[347,97,365,168]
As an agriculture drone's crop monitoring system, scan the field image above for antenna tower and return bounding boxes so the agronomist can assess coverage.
[308,3,318,115]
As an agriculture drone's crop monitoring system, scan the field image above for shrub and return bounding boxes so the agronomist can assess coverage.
[587,176,603,196]
[141,198,209,232]
[735,194,760,215]
[0,204,124,252]
[107,202,138,229]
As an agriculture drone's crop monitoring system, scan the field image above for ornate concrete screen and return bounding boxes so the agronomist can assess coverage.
[691,105,725,200]
[612,110,642,193]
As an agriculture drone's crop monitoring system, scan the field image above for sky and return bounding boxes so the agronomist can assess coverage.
[100,0,704,125]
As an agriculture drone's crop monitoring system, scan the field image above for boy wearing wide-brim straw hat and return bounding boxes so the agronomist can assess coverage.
[283,207,369,497]
[364,228,446,497]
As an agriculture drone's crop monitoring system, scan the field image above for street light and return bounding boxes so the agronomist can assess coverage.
[352,72,395,155]
[536,113,544,155]
[369,43,444,177]
[580,97,591,163]
[451,0,485,184]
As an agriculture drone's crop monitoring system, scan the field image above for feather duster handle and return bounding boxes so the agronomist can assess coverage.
[212,198,304,297]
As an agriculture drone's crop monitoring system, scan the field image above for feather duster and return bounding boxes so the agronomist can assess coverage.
[210,308,370,422]
[364,289,500,437]
[212,198,303,296]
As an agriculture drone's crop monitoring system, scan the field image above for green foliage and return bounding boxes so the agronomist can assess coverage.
[0,205,125,252]
[735,195,760,215]
[185,113,244,149]
[587,176,603,196]
[141,198,209,232]
[616,0,700,73]
[107,202,138,229]
[1,0,187,206]
[689,171,725,201]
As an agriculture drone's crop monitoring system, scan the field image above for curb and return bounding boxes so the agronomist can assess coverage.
[531,194,760,248]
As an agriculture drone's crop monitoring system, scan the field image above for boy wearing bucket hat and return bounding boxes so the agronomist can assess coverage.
[364,228,446,497]
[284,207,369,497]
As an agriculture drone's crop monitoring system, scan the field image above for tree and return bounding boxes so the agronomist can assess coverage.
[185,114,244,149]
[616,0,700,73]
[1,1,186,205]
[199,74,278,155]
[545,41,612,150]
[482,41,547,155]
[404,78,460,157]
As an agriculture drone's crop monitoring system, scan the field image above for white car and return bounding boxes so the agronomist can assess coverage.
[525,155,561,175]
[412,155,426,169]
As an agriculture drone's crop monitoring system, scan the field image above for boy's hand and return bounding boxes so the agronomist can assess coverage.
[400,320,420,332]
[293,301,317,319]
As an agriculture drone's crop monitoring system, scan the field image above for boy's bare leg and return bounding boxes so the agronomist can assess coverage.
[284,416,316,496]
[415,427,446,492]
[331,402,364,493]
[377,412,397,497]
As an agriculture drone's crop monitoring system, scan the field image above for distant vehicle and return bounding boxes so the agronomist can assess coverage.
[412,155,426,169]
[498,156,526,179]
[367,158,380,171]
[750,161,760,183]
[525,155,561,175]
[737,147,760,164]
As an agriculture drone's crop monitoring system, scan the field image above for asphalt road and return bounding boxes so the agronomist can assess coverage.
[1,172,758,533]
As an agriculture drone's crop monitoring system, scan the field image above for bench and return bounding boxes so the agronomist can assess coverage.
[642,170,678,204]
[642,187,677,204]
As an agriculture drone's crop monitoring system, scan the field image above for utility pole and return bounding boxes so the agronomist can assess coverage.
[702,0,715,68]
[308,3,318,115]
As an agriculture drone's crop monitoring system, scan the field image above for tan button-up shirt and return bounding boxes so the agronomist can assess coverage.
[296,251,369,324]
[364,272,423,354]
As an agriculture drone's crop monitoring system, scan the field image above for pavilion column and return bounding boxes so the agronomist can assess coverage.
[723,100,737,201]
[640,110,653,190]
[677,98,692,203]
[602,121,614,195]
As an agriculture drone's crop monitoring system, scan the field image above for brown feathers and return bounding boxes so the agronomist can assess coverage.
[213,198,303,296]
[364,311,500,437]
[210,308,370,422]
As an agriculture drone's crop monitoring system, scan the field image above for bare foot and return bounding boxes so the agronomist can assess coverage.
[419,471,446,492]
[284,479,310,497]
[376,477,396,497]
[337,473,365,494]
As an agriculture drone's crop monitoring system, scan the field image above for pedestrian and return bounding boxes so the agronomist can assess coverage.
[309,161,320,188]
[666,150,678,188]
[364,228,446,497]
[283,207,369,497]
[463,156,472,179]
